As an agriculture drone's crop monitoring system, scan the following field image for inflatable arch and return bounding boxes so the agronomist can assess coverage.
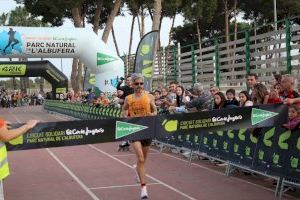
[0,26,124,93]
[0,60,68,99]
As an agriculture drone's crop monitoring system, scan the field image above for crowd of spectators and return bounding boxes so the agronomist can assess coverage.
[0,90,44,107]
[59,72,300,131]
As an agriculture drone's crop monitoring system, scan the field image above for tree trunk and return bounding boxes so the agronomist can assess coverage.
[102,0,123,43]
[137,13,142,38]
[151,0,162,90]
[196,20,202,53]
[128,15,135,59]
[234,0,237,44]
[141,6,145,37]
[77,61,84,92]
[152,0,162,31]
[71,7,82,27]
[196,20,202,76]
[12,77,16,90]
[112,25,120,56]
[71,6,84,92]
[224,1,229,43]
[71,58,79,92]
[93,0,103,34]
[168,15,176,47]
[40,78,44,93]
[158,15,163,48]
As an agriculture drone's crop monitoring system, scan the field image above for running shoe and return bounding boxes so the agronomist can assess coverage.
[140,186,148,199]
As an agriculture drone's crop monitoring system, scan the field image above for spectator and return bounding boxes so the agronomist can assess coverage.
[117,76,134,100]
[282,104,300,130]
[247,73,258,96]
[239,91,253,107]
[270,73,282,86]
[86,89,95,105]
[111,94,121,108]
[213,92,226,109]
[169,85,190,113]
[99,93,110,106]
[153,90,162,108]
[281,75,299,100]
[225,89,239,108]
[252,83,269,105]
[209,86,220,97]
[164,81,177,107]
[185,83,213,112]
[267,84,283,104]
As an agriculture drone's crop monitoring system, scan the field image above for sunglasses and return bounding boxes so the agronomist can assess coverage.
[134,82,144,86]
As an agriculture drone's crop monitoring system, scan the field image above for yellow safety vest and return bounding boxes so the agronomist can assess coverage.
[0,142,9,180]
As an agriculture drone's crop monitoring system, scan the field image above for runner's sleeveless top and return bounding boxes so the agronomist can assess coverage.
[127,93,151,117]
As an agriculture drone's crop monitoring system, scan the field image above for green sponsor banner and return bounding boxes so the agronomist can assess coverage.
[0,64,26,75]
[251,108,279,125]
[56,88,66,93]
[134,31,158,91]
[115,121,148,139]
[97,53,118,66]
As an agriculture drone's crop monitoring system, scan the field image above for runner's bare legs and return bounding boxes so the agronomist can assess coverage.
[132,141,150,185]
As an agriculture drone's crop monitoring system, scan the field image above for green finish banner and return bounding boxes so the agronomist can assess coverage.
[0,64,26,75]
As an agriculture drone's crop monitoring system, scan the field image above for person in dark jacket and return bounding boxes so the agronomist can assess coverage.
[117,76,134,101]
[117,76,134,149]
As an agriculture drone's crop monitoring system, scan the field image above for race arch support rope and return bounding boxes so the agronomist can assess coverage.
[0,26,124,93]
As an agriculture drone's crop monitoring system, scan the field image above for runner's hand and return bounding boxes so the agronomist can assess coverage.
[25,120,39,129]
[4,121,11,129]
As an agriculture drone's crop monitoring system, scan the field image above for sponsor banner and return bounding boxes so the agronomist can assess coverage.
[8,104,287,151]
[134,31,158,91]
[6,116,156,151]
[55,87,67,94]
[0,64,26,75]
[156,104,287,137]
[252,126,300,179]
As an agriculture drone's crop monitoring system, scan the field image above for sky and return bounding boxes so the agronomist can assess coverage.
[0,0,184,78]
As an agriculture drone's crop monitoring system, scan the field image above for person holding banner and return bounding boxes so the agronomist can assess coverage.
[0,118,38,200]
[122,73,157,199]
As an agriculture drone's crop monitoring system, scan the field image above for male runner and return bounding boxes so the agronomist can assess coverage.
[122,73,157,199]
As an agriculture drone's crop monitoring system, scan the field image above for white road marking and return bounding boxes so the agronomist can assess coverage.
[46,148,100,200]
[89,182,160,190]
[89,144,197,200]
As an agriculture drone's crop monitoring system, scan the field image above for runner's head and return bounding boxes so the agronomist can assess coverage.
[131,73,144,93]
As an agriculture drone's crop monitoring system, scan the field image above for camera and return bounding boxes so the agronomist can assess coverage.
[120,77,125,81]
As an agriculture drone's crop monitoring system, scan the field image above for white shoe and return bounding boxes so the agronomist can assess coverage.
[140,186,148,199]
[133,164,140,183]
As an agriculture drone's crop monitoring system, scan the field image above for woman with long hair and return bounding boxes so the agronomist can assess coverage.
[239,91,253,107]
[213,92,226,109]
